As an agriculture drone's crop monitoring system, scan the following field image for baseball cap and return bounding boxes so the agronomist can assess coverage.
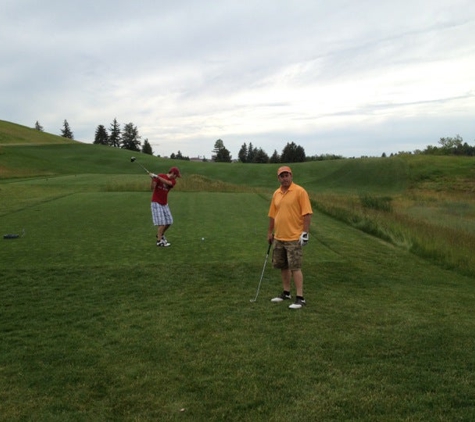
[169,167,181,177]
[277,166,292,176]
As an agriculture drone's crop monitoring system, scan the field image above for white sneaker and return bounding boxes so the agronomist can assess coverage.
[271,292,291,302]
[289,298,306,309]
[157,239,171,247]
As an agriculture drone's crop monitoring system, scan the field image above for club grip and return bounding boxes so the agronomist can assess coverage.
[266,242,272,255]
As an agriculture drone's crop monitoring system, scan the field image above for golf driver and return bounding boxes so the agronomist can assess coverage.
[130,156,150,174]
[250,242,272,302]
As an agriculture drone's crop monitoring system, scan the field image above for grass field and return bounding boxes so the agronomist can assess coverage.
[1,121,475,420]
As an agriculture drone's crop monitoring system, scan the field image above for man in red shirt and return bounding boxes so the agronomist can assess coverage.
[150,166,181,247]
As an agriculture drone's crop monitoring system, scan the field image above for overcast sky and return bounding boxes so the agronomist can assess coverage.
[1,0,474,158]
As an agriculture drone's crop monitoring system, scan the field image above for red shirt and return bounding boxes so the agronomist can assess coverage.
[151,174,176,205]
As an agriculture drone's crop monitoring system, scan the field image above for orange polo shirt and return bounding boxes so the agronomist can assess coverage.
[268,182,313,241]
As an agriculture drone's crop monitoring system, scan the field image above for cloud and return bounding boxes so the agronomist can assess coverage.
[1,0,474,158]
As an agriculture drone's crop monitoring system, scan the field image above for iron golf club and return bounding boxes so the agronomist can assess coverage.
[130,156,150,174]
[250,242,272,302]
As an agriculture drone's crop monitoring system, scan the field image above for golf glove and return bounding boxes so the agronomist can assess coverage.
[149,173,157,178]
[299,232,309,246]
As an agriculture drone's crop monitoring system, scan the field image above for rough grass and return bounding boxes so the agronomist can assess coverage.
[313,189,475,277]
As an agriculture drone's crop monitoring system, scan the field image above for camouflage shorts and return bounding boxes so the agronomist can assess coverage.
[272,240,303,270]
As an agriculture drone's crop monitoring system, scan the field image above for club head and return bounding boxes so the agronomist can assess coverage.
[130,157,136,162]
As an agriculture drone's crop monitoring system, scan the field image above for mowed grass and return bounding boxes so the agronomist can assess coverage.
[1,173,475,420]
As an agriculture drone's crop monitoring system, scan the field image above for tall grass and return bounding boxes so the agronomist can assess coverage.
[313,191,475,277]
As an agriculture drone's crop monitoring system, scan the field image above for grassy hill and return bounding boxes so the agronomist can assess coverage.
[0,120,77,145]
[2,119,474,192]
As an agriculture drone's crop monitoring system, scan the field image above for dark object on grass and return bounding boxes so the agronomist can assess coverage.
[4,234,20,239]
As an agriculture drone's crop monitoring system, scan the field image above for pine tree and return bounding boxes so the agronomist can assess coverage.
[142,138,153,155]
[121,122,141,151]
[252,148,269,163]
[212,139,232,162]
[281,142,306,162]
[60,119,74,139]
[270,149,280,163]
[94,125,109,145]
[34,121,44,131]
[238,143,248,162]
[247,142,256,163]
[109,118,121,148]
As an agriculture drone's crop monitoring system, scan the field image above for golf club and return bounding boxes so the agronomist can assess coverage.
[250,242,272,302]
[130,156,150,174]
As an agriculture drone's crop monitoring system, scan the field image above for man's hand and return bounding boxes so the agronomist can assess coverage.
[299,232,309,246]
[149,173,157,178]
[267,233,274,245]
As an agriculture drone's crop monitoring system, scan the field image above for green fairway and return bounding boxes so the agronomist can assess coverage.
[2,178,475,420]
[1,123,475,420]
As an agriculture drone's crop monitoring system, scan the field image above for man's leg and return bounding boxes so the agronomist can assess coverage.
[281,268,291,292]
[292,269,303,297]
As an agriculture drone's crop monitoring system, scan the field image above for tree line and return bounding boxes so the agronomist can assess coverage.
[34,120,475,160]
[92,118,153,154]
[420,135,475,156]
[35,119,153,155]
[207,139,343,163]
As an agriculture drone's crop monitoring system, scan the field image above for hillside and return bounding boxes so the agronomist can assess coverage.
[0,120,77,146]
[1,119,474,195]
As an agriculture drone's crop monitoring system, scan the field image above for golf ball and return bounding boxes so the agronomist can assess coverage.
[201,237,205,241]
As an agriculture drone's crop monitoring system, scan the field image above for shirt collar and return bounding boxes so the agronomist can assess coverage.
[279,182,293,194]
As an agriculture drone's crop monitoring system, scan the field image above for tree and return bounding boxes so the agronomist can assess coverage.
[252,148,269,163]
[121,122,141,151]
[34,121,43,131]
[142,138,153,155]
[238,143,248,163]
[109,118,121,148]
[421,135,475,156]
[212,139,232,162]
[94,125,109,145]
[281,142,305,162]
[458,142,475,156]
[60,119,74,139]
[247,142,256,163]
[170,150,190,160]
[270,149,280,163]
[439,135,463,154]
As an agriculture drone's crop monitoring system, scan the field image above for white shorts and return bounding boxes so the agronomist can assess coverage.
[151,202,173,226]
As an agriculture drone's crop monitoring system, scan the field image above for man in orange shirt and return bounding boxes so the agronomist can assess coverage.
[267,166,313,309]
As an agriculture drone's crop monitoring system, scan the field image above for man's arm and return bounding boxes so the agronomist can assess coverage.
[156,175,174,186]
[151,174,174,186]
[267,217,275,244]
[303,213,311,233]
